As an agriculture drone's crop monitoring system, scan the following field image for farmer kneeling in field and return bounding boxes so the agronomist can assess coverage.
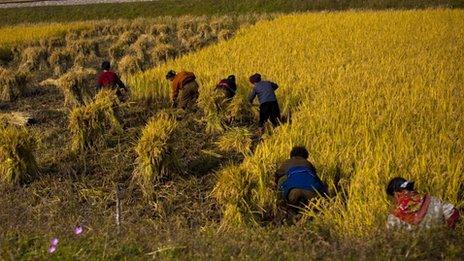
[386,177,460,230]
[166,70,199,110]
[96,61,128,101]
[275,146,328,211]
[248,73,280,135]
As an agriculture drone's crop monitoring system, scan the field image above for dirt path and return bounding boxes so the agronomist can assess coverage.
[0,0,155,9]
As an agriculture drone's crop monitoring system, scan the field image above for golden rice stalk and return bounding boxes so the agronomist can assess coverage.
[0,67,28,102]
[216,127,252,157]
[133,112,178,198]
[212,164,262,226]
[40,66,96,107]
[68,89,122,154]
[0,125,38,187]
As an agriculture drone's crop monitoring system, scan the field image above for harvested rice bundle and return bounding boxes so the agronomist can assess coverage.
[131,34,156,68]
[197,88,226,134]
[40,67,96,107]
[119,31,139,45]
[149,23,172,36]
[216,127,252,157]
[133,112,178,198]
[73,52,100,69]
[151,43,177,64]
[39,37,66,54]
[18,46,48,72]
[118,55,142,77]
[108,41,127,63]
[226,94,256,125]
[218,29,234,41]
[0,67,28,102]
[69,89,122,153]
[0,125,38,187]
[0,112,33,127]
[66,39,100,56]
[130,18,150,34]
[48,49,73,76]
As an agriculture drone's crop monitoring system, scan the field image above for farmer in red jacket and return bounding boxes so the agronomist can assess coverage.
[96,61,128,100]
[386,177,460,230]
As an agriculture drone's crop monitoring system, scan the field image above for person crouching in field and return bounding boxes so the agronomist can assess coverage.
[386,177,460,230]
[214,74,237,110]
[275,146,328,212]
[96,61,128,101]
[166,70,199,110]
[248,73,280,135]
[215,75,237,100]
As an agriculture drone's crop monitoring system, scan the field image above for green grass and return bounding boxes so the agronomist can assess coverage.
[0,0,463,26]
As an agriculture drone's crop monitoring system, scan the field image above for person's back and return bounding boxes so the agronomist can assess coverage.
[97,71,120,89]
[96,61,127,100]
[275,146,327,208]
[249,80,278,105]
[216,75,236,99]
[248,73,280,132]
[166,70,199,109]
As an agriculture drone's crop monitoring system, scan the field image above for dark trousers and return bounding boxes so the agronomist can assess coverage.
[259,101,280,128]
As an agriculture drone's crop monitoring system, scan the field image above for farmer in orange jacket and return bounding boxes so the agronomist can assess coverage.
[166,70,199,109]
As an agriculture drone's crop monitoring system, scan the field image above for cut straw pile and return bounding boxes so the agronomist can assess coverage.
[69,89,122,154]
[0,126,38,187]
[133,112,178,198]
[0,67,28,102]
[41,67,96,107]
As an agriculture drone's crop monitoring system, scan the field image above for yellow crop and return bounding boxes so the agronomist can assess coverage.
[129,9,464,236]
[0,22,90,52]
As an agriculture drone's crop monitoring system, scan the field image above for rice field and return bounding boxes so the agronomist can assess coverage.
[0,22,90,58]
[130,9,464,236]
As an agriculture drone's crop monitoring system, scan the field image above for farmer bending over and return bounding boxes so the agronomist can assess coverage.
[166,70,199,110]
[96,61,128,101]
[216,75,237,100]
[386,177,460,230]
[275,146,328,210]
[248,73,280,135]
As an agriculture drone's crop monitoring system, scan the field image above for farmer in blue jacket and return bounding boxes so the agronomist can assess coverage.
[248,73,281,134]
[275,146,328,209]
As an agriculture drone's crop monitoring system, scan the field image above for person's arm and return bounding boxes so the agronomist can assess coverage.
[96,75,102,92]
[115,75,127,91]
[248,87,257,104]
[270,82,279,90]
